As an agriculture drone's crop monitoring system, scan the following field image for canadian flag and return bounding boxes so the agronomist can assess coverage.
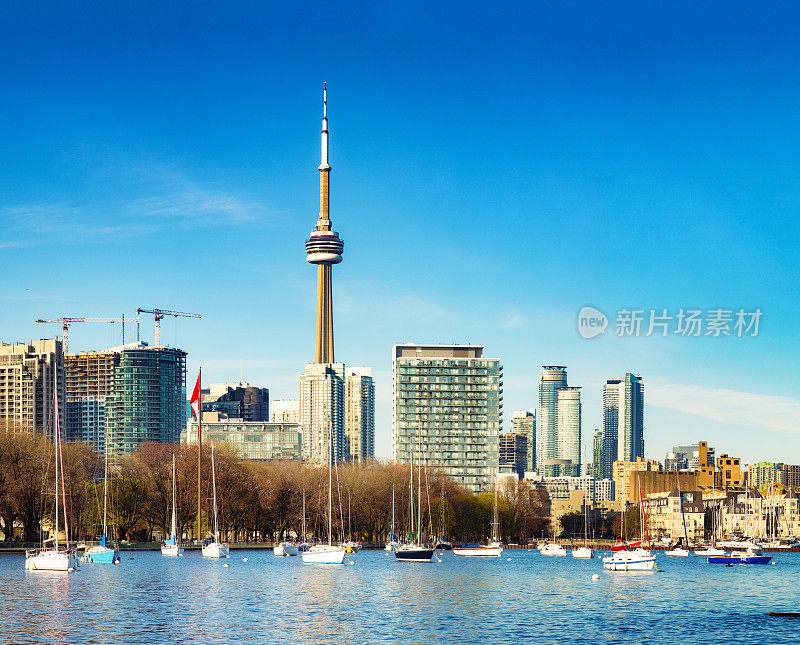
[190,372,201,420]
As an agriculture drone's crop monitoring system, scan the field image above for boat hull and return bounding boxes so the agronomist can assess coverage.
[540,544,567,556]
[707,555,772,565]
[202,542,229,558]
[694,548,727,557]
[602,553,656,571]
[302,545,346,564]
[664,549,691,557]
[25,550,79,571]
[161,543,184,556]
[452,546,502,557]
[572,547,595,559]
[84,545,120,564]
[274,542,299,557]
[395,546,435,562]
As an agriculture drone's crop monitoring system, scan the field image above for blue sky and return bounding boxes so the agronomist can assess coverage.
[2,1,800,463]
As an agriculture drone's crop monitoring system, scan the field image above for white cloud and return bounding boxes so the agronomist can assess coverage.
[648,381,800,435]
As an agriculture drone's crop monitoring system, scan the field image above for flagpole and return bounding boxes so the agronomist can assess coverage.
[197,367,203,544]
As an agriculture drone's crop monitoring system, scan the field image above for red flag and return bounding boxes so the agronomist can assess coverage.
[190,372,201,419]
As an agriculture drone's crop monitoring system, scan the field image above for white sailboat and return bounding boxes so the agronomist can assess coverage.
[385,484,401,552]
[573,485,595,559]
[202,441,229,558]
[161,453,184,556]
[302,418,346,565]
[453,475,503,557]
[25,365,78,572]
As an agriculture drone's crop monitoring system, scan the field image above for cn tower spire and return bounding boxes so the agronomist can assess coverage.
[320,82,329,172]
[306,83,344,364]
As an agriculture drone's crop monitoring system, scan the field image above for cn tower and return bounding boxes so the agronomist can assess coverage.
[305,83,344,364]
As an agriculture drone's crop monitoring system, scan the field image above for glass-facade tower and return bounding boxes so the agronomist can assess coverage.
[105,346,187,457]
[537,366,567,470]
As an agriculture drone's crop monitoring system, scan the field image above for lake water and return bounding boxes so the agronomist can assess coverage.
[2,548,799,644]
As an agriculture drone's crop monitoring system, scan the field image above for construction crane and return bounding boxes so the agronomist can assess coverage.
[34,316,125,354]
[135,308,201,348]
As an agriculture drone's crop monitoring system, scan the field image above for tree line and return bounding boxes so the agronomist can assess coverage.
[0,431,550,545]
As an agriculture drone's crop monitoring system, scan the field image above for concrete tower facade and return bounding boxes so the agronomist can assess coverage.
[306,83,344,364]
[300,85,347,464]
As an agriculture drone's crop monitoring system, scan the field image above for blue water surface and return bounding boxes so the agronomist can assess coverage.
[1,549,798,644]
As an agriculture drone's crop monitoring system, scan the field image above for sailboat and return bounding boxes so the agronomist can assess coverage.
[385,484,401,552]
[297,490,312,553]
[665,480,691,557]
[25,364,79,572]
[395,423,434,562]
[573,486,595,559]
[342,491,360,553]
[201,441,229,558]
[84,439,120,564]
[161,453,184,556]
[302,419,346,564]
[602,479,655,571]
[453,475,503,557]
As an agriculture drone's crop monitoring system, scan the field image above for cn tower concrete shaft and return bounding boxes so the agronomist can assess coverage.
[305,83,343,364]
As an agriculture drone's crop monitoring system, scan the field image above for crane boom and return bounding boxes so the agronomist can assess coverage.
[34,316,125,354]
[135,308,201,347]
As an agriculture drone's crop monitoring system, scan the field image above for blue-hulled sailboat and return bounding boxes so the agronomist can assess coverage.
[84,444,120,564]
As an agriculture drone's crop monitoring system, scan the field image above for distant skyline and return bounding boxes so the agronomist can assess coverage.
[2,2,800,463]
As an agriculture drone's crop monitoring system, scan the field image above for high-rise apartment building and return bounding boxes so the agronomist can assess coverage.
[591,429,604,479]
[537,367,581,477]
[105,346,187,456]
[271,400,300,423]
[748,462,785,489]
[0,339,63,438]
[779,464,800,490]
[499,432,527,478]
[602,373,644,477]
[511,409,535,473]
[345,367,375,463]
[537,366,567,471]
[555,388,581,477]
[392,344,503,493]
[299,362,346,463]
[201,383,269,421]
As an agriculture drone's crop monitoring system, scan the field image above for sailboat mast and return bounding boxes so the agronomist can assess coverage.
[103,443,108,538]
[417,421,422,545]
[211,440,218,541]
[171,453,177,539]
[410,440,414,540]
[328,417,333,546]
[677,477,688,546]
[390,484,395,540]
[197,367,203,543]
[53,366,59,550]
[492,475,500,542]
[54,363,69,549]
[302,489,306,542]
